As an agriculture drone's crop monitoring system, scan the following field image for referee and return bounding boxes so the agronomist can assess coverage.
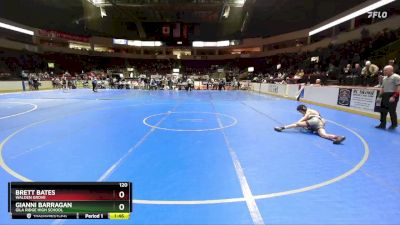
[376,65,400,130]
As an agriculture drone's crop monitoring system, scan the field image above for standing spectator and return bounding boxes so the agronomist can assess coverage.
[51,77,57,89]
[92,77,98,92]
[167,78,173,90]
[232,77,238,90]
[376,65,400,130]
[218,79,226,90]
[150,78,157,90]
[61,76,68,90]
[186,77,194,91]
[33,75,40,90]
[28,75,34,90]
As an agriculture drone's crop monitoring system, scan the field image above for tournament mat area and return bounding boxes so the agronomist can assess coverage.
[0,89,399,225]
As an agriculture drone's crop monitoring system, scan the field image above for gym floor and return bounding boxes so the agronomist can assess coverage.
[0,89,399,225]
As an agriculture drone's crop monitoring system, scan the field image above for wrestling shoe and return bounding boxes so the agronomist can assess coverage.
[333,136,346,144]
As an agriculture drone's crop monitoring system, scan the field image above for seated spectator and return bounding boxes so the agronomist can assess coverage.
[342,64,352,85]
[299,69,304,78]
[327,63,339,81]
[350,63,362,86]
[361,61,379,86]
[294,69,304,79]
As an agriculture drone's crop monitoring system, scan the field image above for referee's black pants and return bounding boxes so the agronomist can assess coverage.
[380,92,399,127]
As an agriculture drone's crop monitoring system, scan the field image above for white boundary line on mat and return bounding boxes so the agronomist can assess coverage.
[143,111,238,132]
[0,102,37,120]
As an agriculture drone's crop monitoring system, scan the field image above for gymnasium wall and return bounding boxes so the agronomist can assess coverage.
[0,81,52,92]
[250,83,400,121]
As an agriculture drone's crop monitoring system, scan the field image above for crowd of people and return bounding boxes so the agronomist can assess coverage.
[250,27,400,86]
[253,59,397,88]
[48,71,243,92]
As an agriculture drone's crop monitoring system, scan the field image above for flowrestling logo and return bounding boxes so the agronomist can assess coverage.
[367,11,388,19]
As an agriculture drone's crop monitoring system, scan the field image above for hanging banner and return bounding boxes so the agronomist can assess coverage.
[38,30,90,43]
[182,24,188,39]
[162,25,170,37]
[173,23,181,38]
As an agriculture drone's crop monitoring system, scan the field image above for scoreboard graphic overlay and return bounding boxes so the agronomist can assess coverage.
[8,182,132,220]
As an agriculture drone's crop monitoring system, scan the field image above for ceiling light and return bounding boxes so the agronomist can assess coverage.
[309,0,396,36]
[100,7,107,18]
[0,22,34,35]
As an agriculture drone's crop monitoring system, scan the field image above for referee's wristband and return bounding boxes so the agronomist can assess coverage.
[392,92,399,98]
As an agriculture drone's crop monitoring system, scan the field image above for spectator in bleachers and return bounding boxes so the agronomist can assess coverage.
[361,61,379,86]
[294,70,302,79]
[351,63,362,86]
[92,77,98,92]
[342,64,352,85]
[388,59,399,73]
[1,25,400,86]
[218,79,226,90]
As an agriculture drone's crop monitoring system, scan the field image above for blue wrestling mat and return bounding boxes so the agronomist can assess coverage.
[0,89,399,225]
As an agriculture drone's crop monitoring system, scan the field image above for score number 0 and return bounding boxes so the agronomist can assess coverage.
[118,183,128,211]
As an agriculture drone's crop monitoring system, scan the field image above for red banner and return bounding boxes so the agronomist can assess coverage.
[162,25,170,37]
[173,23,180,38]
[182,24,188,39]
[38,29,90,43]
